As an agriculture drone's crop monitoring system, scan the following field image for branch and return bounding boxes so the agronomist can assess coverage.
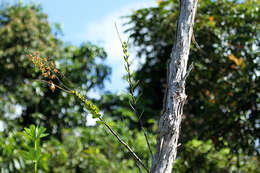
[136,161,144,173]
[72,90,149,172]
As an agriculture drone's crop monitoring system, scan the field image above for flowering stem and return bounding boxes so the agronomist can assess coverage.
[72,90,149,172]
[115,23,154,161]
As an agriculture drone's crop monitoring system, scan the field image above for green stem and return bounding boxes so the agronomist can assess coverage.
[34,160,37,173]
[34,140,37,173]
[72,91,149,172]
[123,43,154,161]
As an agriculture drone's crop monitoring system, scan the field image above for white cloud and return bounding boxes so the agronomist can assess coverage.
[77,1,156,93]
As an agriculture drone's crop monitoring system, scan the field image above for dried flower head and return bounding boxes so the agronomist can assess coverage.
[27,53,58,79]
[50,61,54,67]
[49,81,55,91]
[50,74,55,79]
[53,68,58,73]
[27,52,72,93]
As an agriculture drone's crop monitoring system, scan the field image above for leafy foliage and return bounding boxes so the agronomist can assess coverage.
[22,125,48,173]
[172,139,260,173]
[0,131,26,173]
[0,2,111,136]
[0,121,156,173]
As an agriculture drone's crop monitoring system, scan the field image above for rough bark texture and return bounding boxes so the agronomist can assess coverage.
[151,1,198,173]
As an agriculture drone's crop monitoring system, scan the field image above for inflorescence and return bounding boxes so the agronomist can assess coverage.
[27,52,101,119]
[27,52,58,91]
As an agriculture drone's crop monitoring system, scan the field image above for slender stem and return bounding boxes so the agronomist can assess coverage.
[115,23,154,161]
[136,161,143,173]
[34,161,37,173]
[115,22,123,45]
[36,79,71,93]
[126,59,154,161]
[56,75,73,91]
[99,117,150,173]
[72,90,149,172]
[57,71,76,89]
[34,140,37,173]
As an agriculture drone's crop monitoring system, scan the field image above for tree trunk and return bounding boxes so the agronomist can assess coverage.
[151,1,198,173]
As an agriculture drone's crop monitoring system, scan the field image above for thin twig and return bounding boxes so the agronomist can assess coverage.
[127,61,154,161]
[192,32,200,50]
[136,161,143,173]
[98,117,150,173]
[115,22,123,45]
[183,62,193,81]
[56,75,73,91]
[192,32,207,56]
[57,71,76,89]
[72,89,148,172]
[36,79,71,93]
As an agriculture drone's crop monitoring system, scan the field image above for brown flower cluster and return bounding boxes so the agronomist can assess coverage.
[27,52,59,91]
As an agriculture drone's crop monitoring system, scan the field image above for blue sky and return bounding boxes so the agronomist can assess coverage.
[20,0,157,96]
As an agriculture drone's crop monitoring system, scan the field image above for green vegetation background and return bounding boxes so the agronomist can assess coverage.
[0,0,259,172]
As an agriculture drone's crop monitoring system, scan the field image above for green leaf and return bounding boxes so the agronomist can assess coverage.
[40,133,49,138]
[132,80,140,91]
[96,121,105,124]
[20,150,34,160]
[23,128,32,139]
[92,113,101,119]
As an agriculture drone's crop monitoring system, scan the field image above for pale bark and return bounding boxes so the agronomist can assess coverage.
[150,1,198,173]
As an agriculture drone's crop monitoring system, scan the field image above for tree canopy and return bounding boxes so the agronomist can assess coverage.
[0,2,111,137]
[125,0,259,158]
